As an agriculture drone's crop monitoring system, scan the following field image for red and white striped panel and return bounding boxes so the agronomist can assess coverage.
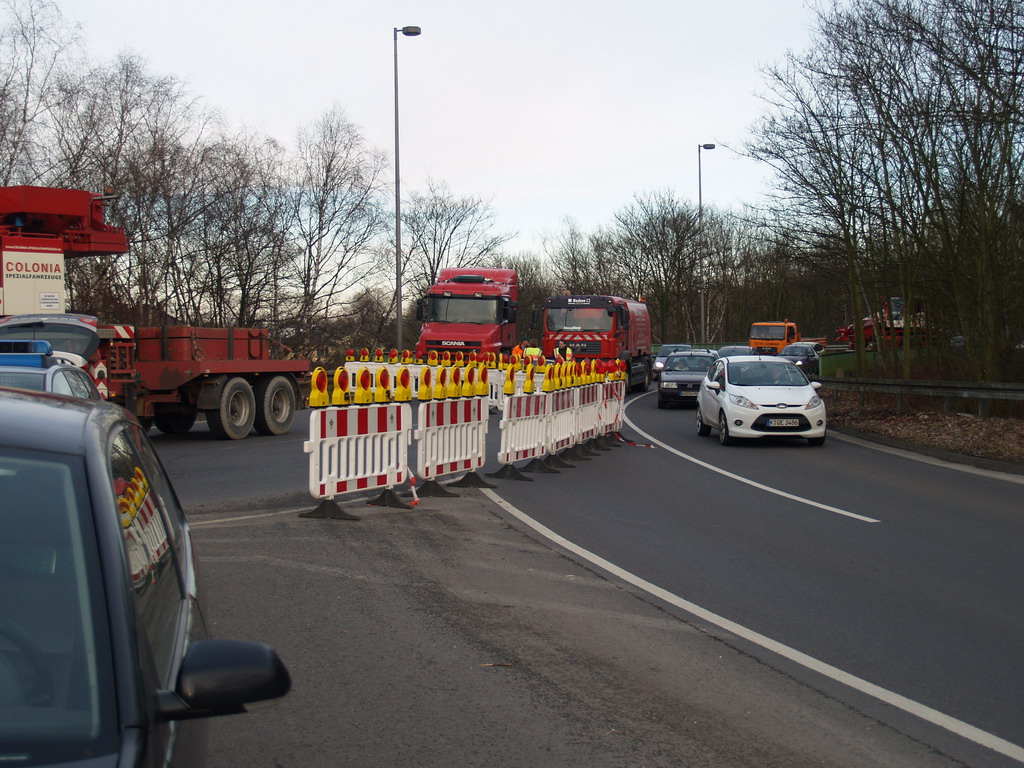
[415,396,489,481]
[550,332,603,342]
[305,404,412,500]
[497,392,548,464]
[104,324,135,339]
[546,389,579,453]
[577,383,602,442]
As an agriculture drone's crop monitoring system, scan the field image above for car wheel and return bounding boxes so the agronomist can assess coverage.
[696,408,711,436]
[808,434,826,446]
[718,411,735,445]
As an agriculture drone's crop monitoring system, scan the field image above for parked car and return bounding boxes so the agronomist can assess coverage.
[695,355,827,445]
[0,339,101,400]
[0,388,291,767]
[657,351,718,408]
[777,342,824,376]
[715,345,757,358]
[652,344,693,379]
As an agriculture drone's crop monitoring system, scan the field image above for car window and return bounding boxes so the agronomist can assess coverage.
[65,370,98,400]
[0,371,45,391]
[110,425,186,685]
[50,371,76,397]
[0,449,118,761]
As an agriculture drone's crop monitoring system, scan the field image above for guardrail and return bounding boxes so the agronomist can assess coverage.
[816,376,1024,416]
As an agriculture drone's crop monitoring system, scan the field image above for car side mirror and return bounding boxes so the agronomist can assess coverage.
[705,381,721,392]
[811,381,822,390]
[157,639,291,721]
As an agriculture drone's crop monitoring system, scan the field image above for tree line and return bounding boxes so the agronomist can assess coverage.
[2,0,1022,381]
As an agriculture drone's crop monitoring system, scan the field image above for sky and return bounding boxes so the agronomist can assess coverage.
[54,0,818,252]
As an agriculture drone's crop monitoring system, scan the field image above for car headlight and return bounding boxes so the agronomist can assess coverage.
[660,381,678,389]
[654,361,664,370]
[728,393,759,409]
[805,395,822,409]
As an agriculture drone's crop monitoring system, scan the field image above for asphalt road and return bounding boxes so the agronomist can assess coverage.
[151,397,1024,767]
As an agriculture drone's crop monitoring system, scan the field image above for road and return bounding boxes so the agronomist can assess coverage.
[152,395,1024,767]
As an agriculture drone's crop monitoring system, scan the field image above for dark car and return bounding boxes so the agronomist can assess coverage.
[0,388,290,767]
[652,344,693,379]
[657,350,718,408]
[777,342,823,376]
[715,345,757,358]
[0,340,101,400]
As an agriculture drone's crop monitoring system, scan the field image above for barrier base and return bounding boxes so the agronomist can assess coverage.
[417,479,460,498]
[299,498,361,521]
[602,433,624,447]
[559,446,591,461]
[367,488,413,509]
[584,437,612,452]
[545,453,575,469]
[486,464,533,481]
[448,471,497,489]
[521,457,559,474]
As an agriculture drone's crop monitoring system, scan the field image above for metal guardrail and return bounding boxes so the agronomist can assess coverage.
[816,376,1024,416]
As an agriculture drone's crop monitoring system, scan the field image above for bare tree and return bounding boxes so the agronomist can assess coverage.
[401,178,513,298]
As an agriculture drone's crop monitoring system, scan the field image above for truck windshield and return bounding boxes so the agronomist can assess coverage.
[546,308,613,332]
[0,322,100,359]
[749,325,787,340]
[424,296,500,325]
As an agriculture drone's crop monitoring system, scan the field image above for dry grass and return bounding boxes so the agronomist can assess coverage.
[824,389,1024,465]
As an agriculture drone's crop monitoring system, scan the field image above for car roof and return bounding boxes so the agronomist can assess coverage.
[0,387,126,456]
[721,355,793,364]
[665,350,716,357]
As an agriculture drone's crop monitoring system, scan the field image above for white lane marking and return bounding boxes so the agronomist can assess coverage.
[482,487,1024,765]
[189,508,309,526]
[623,396,879,523]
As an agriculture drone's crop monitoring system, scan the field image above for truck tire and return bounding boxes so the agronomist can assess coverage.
[154,410,198,435]
[254,375,296,436]
[205,377,256,440]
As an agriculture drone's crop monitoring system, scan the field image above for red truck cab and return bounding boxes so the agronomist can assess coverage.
[414,268,518,359]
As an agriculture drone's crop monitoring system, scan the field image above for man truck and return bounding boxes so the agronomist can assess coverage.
[540,294,652,391]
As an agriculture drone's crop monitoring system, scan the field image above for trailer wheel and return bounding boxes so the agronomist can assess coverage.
[154,410,198,435]
[254,376,296,436]
[205,377,255,440]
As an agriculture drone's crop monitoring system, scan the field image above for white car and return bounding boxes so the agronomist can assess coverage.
[695,355,827,445]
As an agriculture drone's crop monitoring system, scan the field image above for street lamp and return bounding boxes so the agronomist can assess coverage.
[697,142,715,346]
[394,25,421,351]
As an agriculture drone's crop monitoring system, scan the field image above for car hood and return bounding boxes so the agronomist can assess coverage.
[733,385,817,405]
[661,372,707,382]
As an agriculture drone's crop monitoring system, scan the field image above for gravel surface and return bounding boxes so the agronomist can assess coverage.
[824,390,1024,466]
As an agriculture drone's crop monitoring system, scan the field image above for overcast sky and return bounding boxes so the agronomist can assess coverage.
[55,0,817,251]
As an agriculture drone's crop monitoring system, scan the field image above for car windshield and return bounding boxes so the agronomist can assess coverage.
[658,345,690,357]
[728,361,808,387]
[0,450,117,764]
[0,322,99,359]
[779,345,810,357]
[424,296,500,325]
[664,355,715,372]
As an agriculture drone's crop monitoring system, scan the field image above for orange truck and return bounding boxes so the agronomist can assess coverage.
[748,321,827,355]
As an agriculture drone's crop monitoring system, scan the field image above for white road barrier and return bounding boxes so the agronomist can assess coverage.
[415,396,489,482]
[304,404,412,499]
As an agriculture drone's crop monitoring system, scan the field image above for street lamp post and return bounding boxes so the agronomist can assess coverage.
[394,25,421,352]
[697,142,715,346]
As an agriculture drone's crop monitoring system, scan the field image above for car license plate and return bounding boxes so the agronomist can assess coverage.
[768,418,799,427]
[679,391,697,397]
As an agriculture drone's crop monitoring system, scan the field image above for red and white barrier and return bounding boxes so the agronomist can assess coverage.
[496,392,548,466]
[415,396,489,482]
[305,403,412,499]
[546,389,578,456]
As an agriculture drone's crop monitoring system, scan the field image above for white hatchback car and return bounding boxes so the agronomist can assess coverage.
[695,356,827,445]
